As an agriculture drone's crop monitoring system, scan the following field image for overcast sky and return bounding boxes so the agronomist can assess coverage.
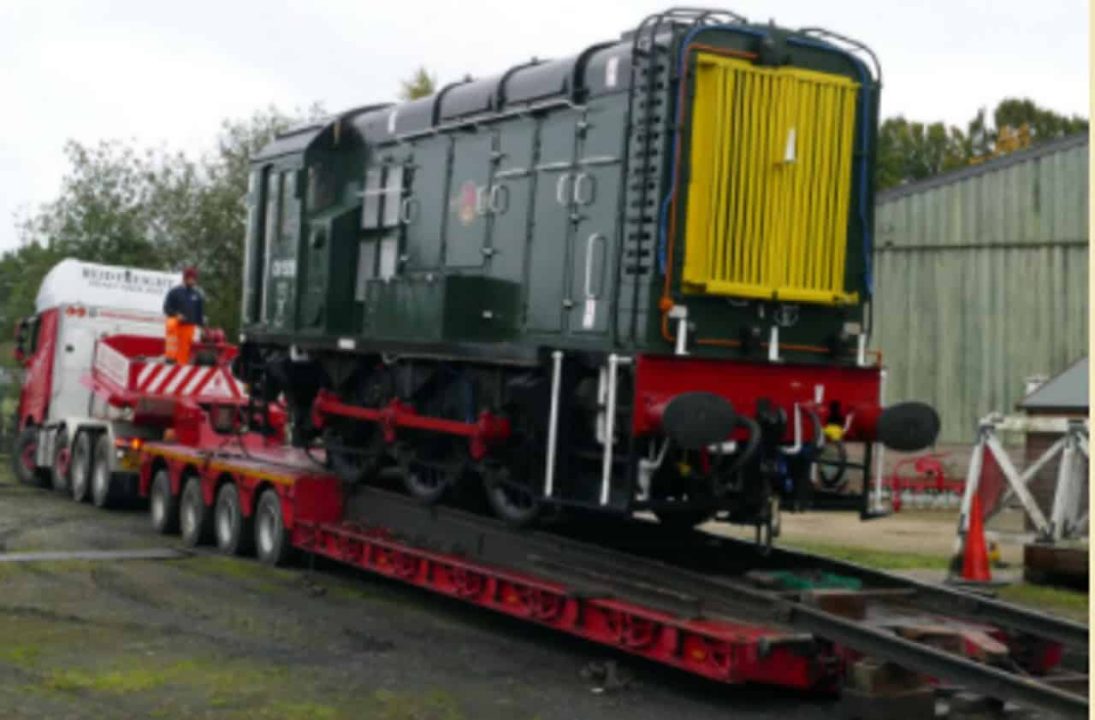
[0,0,1087,252]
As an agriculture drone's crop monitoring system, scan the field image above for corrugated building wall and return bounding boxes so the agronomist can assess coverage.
[873,133,1088,442]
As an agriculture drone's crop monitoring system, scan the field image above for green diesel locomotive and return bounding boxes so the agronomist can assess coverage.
[236,8,939,534]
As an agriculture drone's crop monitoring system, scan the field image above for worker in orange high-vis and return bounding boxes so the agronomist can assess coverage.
[163,267,205,365]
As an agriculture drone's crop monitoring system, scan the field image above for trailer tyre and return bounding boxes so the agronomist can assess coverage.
[70,432,93,503]
[91,434,120,509]
[254,489,291,566]
[180,476,212,547]
[214,483,253,556]
[13,427,44,487]
[150,469,179,535]
[50,427,71,493]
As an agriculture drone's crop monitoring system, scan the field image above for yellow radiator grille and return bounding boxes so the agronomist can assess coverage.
[681,53,859,305]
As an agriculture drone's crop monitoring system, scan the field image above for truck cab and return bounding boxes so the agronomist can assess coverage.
[12,259,180,504]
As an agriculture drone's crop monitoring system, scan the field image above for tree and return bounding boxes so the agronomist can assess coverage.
[875,118,967,190]
[9,105,320,341]
[399,67,437,100]
[876,98,1088,190]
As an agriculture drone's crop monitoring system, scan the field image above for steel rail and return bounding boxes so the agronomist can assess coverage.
[344,487,1088,717]
[533,512,1089,655]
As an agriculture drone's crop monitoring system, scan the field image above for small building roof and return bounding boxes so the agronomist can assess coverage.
[877,132,1088,204]
[1017,357,1088,413]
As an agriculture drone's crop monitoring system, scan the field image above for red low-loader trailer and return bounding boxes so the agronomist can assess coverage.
[136,430,828,690]
[131,415,1086,716]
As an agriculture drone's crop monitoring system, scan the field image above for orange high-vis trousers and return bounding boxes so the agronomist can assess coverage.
[164,317,196,365]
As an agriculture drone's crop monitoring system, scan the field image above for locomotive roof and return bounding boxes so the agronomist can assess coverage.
[254,16,874,159]
[252,120,325,163]
[348,40,631,144]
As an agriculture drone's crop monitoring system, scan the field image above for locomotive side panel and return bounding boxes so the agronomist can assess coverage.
[524,111,579,335]
[564,98,627,339]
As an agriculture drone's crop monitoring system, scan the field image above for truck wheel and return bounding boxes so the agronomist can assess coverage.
[254,488,291,566]
[50,427,70,493]
[91,434,120,509]
[180,476,212,547]
[12,427,44,486]
[149,469,179,535]
[70,432,93,502]
[214,483,253,556]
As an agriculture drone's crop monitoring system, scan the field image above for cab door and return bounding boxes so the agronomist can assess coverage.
[566,101,626,337]
[264,167,302,332]
[524,111,579,334]
[444,132,493,269]
[486,118,536,284]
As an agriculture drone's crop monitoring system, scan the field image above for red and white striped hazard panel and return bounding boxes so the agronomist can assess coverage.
[134,363,246,400]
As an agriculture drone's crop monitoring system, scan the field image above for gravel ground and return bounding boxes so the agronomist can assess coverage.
[0,469,838,720]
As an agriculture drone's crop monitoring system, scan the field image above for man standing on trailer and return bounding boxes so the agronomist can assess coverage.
[163,266,204,365]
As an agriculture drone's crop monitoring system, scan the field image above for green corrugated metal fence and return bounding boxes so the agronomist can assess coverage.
[873,134,1088,442]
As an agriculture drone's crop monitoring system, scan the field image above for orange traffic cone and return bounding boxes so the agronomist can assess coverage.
[961,492,992,582]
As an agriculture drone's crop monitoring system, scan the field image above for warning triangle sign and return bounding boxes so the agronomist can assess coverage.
[202,371,234,399]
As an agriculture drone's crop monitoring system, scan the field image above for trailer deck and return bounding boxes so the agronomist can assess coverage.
[135,438,1088,718]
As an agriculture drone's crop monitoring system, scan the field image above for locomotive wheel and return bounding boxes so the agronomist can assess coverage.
[13,427,43,487]
[325,425,384,484]
[483,462,541,527]
[50,427,70,493]
[400,439,463,505]
[70,432,94,502]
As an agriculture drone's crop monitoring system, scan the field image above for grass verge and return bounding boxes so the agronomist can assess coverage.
[996,583,1089,624]
[778,540,951,570]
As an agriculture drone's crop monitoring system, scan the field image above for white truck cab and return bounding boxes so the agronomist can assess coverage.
[12,259,180,505]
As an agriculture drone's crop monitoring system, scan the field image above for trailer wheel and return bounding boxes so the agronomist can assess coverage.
[180,476,212,547]
[70,432,93,503]
[214,483,253,556]
[254,489,291,566]
[50,427,70,493]
[12,427,44,486]
[149,469,179,535]
[91,434,120,509]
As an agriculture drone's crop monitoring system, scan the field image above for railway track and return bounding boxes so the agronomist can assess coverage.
[344,486,1089,718]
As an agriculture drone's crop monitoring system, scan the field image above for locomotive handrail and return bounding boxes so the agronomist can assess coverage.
[796,27,882,84]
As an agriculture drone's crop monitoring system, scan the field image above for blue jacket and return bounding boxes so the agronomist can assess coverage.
[163,285,205,326]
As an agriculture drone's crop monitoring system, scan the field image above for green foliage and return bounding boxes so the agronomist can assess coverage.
[399,67,437,100]
[877,97,1088,190]
[7,105,322,343]
[875,118,968,191]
